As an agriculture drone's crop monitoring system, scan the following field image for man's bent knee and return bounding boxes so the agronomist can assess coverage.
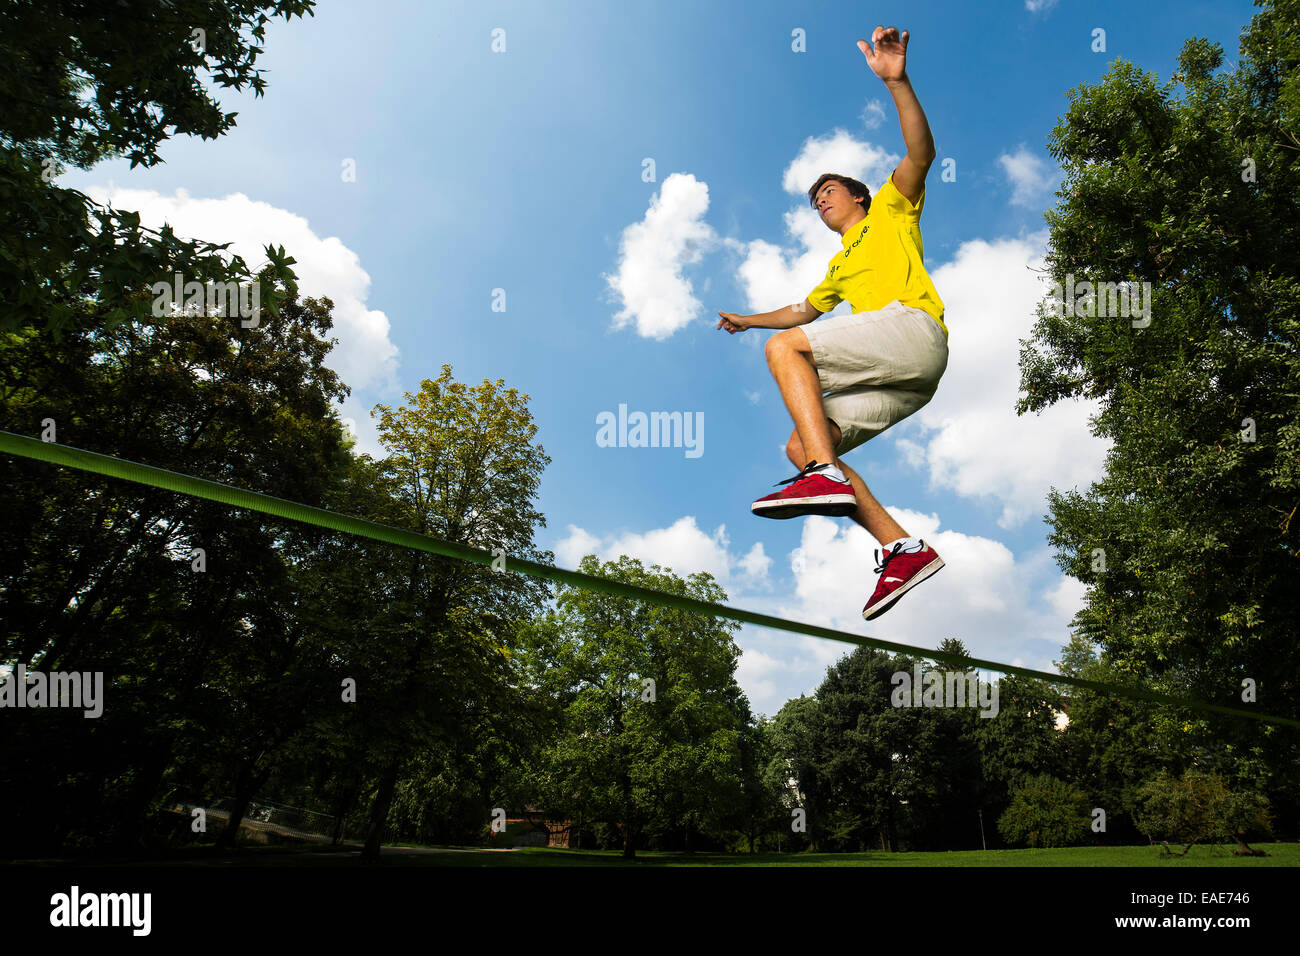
[766,328,812,363]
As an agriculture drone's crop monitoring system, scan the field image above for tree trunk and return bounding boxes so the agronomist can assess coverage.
[116,744,174,852]
[218,759,265,849]
[362,757,403,862]
[1232,836,1266,857]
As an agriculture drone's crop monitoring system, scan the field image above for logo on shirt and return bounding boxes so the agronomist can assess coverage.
[828,224,870,279]
[842,223,870,258]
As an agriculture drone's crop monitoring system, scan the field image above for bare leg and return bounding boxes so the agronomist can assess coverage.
[766,329,836,466]
[786,425,908,546]
[837,459,908,545]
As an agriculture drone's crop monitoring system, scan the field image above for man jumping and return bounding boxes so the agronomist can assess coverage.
[717,26,948,621]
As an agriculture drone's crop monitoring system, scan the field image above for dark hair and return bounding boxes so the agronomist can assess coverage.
[808,173,871,214]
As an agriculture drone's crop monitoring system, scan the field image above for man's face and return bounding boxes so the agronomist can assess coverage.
[814,180,862,231]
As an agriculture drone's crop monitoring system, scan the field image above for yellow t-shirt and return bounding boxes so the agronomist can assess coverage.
[806,173,947,336]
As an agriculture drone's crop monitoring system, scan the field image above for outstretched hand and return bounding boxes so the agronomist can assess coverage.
[859,25,909,83]
[717,310,750,334]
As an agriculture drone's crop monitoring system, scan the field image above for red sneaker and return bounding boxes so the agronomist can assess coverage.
[752,460,857,519]
[862,540,944,620]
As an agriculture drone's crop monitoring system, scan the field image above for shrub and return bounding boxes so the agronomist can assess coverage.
[996,774,1091,848]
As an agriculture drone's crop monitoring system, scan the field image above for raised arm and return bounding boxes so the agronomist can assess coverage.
[859,26,935,206]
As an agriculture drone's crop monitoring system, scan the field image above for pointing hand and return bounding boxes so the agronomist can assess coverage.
[717,310,751,334]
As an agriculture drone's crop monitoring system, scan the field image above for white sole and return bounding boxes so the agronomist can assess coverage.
[863,556,945,620]
[752,493,857,518]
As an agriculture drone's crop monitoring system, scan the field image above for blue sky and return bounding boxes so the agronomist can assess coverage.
[60,0,1260,717]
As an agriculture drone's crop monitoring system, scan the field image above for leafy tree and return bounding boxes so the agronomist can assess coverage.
[801,648,988,852]
[813,649,912,851]
[768,695,824,851]
[996,773,1092,848]
[1018,0,1300,822]
[0,283,352,854]
[734,714,785,853]
[0,0,315,334]
[518,555,749,859]
[1134,768,1273,856]
[972,674,1067,822]
[780,643,1068,853]
[349,366,552,861]
[905,638,985,850]
[200,449,394,849]
[1055,633,1173,842]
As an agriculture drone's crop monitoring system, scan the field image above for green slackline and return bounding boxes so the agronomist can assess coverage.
[2,428,1296,730]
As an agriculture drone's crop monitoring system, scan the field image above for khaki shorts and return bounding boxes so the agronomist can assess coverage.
[801,299,948,455]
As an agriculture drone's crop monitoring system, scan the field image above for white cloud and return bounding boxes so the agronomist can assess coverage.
[80,185,399,457]
[1025,0,1059,12]
[1045,574,1088,623]
[729,222,838,317]
[739,541,772,579]
[893,235,1111,528]
[341,393,386,458]
[604,173,717,339]
[736,646,817,718]
[555,515,770,594]
[724,510,1090,716]
[779,512,1083,673]
[555,525,602,568]
[780,128,899,198]
[997,144,1058,208]
[735,646,783,703]
[860,99,887,130]
[726,130,1106,529]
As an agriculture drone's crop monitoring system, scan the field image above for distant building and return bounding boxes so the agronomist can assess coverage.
[1053,700,1072,731]
[505,806,577,848]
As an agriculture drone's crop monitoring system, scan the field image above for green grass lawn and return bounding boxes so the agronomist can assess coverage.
[18,841,1296,867]
[376,842,1300,867]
